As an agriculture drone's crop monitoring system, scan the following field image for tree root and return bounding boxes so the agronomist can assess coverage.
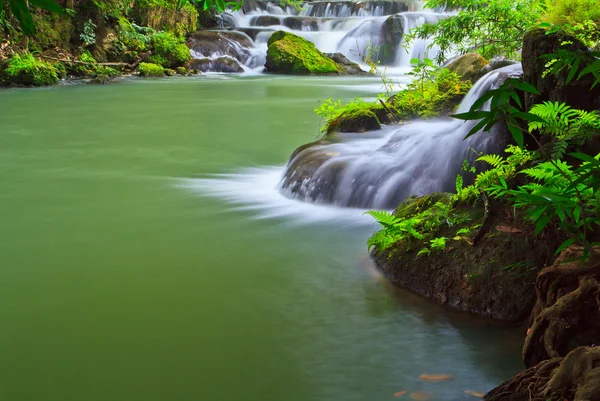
[485,346,600,401]
[523,248,600,367]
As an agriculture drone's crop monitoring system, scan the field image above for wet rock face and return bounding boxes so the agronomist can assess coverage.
[324,52,367,75]
[189,56,244,73]
[186,31,253,64]
[522,29,600,111]
[282,16,320,31]
[377,14,404,65]
[302,0,418,17]
[249,15,282,27]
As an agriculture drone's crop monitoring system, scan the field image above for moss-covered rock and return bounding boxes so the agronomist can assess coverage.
[446,52,489,83]
[265,31,340,75]
[371,194,562,323]
[132,0,198,35]
[0,53,59,86]
[138,62,165,76]
[327,108,381,134]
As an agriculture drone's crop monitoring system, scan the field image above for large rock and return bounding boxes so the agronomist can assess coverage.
[325,52,367,75]
[282,16,320,31]
[522,28,600,111]
[265,31,340,74]
[447,52,489,83]
[378,14,404,64]
[189,56,244,73]
[326,108,381,134]
[187,31,253,64]
[371,193,561,323]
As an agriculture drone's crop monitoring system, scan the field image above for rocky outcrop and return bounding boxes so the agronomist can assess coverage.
[378,14,404,64]
[187,31,253,64]
[447,53,489,83]
[327,108,382,134]
[522,29,600,112]
[265,31,340,74]
[249,15,282,27]
[282,16,320,31]
[189,56,244,73]
[325,52,367,75]
[371,194,561,323]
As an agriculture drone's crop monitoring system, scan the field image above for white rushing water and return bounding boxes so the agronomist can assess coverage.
[190,64,523,216]
[195,0,452,73]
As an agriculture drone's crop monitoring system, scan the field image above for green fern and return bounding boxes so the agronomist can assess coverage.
[477,154,505,168]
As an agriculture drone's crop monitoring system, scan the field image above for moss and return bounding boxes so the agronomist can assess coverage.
[1,53,59,86]
[394,193,454,219]
[389,68,472,119]
[138,62,164,76]
[133,0,198,35]
[265,31,339,75]
[164,68,175,76]
[327,108,381,134]
[542,0,600,27]
[90,66,120,84]
[176,66,188,75]
[446,53,489,83]
[30,12,73,51]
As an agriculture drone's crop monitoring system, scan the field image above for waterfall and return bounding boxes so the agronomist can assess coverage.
[192,0,453,72]
[278,64,523,209]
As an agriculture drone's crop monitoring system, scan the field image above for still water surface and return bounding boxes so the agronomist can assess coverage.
[0,76,522,401]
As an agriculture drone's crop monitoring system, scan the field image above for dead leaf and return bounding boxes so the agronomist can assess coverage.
[394,391,407,397]
[496,225,523,233]
[410,391,433,401]
[418,374,453,382]
[464,390,484,397]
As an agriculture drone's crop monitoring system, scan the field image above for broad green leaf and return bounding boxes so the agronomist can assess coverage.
[535,214,552,234]
[555,238,576,255]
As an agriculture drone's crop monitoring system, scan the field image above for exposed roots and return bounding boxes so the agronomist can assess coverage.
[523,248,600,367]
[485,346,600,401]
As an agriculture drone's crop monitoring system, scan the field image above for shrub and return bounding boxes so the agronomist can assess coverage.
[176,66,188,75]
[150,31,190,68]
[138,62,165,76]
[1,53,59,86]
[543,0,600,27]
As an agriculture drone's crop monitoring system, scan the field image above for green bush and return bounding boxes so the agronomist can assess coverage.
[543,0,600,27]
[138,62,165,76]
[90,66,120,84]
[1,53,59,86]
[176,66,188,75]
[151,31,190,68]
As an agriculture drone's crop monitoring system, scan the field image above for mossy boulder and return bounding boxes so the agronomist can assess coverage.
[265,31,339,75]
[326,108,381,134]
[371,194,562,323]
[446,52,489,83]
[138,62,165,76]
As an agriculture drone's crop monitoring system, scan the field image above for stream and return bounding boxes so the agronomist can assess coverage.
[0,76,524,401]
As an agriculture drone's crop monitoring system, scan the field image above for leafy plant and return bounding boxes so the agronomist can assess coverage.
[1,0,64,36]
[404,0,542,63]
[1,52,58,86]
[138,62,165,77]
[407,58,436,95]
[80,19,97,46]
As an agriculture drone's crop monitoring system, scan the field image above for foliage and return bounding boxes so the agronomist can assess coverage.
[452,67,600,257]
[542,0,600,33]
[1,0,64,36]
[0,52,58,85]
[407,57,436,95]
[80,19,97,46]
[404,0,542,63]
[454,145,535,203]
[138,61,164,76]
[366,200,458,252]
[150,31,190,67]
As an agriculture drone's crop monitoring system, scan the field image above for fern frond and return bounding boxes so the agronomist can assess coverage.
[477,154,505,168]
[365,210,398,227]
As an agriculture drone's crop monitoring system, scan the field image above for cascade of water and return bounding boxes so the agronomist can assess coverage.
[278,64,524,209]
[191,0,453,72]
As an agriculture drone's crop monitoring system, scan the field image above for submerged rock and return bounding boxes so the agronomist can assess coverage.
[446,53,489,83]
[265,30,339,74]
[189,56,244,73]
[249,15,282,27]
[371,193,561,323]
[282,16,321,31]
